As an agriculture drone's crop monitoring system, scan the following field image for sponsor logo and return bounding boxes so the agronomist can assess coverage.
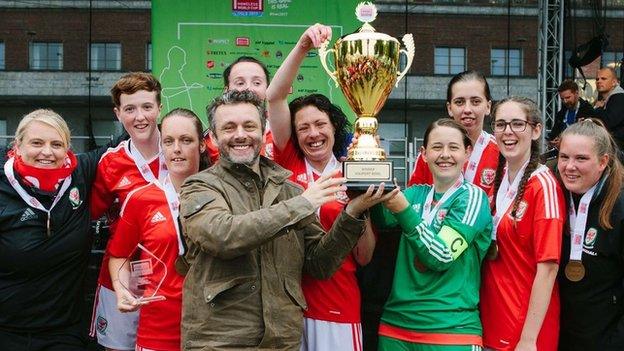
[236,37,250,46]
[206,49,227,56]
[96,316,108,333]
[20,208,37,222]
[206,60,215,69]
[117,176,131,188]
[306,51,318,58]
[207,38,229,45]
[69,187,82,209]
[296,74,304,82]
[208,73,223,79]
[151,211,167,223]
[584,227,598,249]
[411,203,422,213]
[275,50,283,58]
[296,173,308,184]
[260,50,270,58]
[481,168,496,186]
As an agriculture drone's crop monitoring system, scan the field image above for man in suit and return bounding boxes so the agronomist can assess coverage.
[548,79,594,148]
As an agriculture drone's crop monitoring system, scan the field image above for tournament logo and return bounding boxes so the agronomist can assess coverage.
[96,316,108,333]
[69,187,82,209]
[436,209,448,224]
[584,227,598,249]
[232,0,263,16]
[481,168,496,186]
[335,190,349,204]
[514,200,529,220]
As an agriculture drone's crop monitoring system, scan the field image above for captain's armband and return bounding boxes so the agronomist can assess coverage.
[438,225,468,260]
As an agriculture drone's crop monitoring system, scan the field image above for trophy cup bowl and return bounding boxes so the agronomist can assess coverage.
[319,2,414,191]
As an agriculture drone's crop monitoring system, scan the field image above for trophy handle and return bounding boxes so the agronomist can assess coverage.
[318,40,339,87]
[396,33,415,87]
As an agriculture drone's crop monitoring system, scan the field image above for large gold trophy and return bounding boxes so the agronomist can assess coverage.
[319,2,414,190]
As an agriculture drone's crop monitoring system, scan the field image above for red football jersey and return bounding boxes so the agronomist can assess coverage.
[273,140,361,323]
[408,132,499,193]
[481,166,565,351]
[108,182,184,351]
[91,141,163,289]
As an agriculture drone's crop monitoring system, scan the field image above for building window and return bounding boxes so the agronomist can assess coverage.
[0,42,4,70]
[29,42,63,70]
[491,48,522,76]
[90,43,121,71]
[434,47,465,75]
[146,43,152,71]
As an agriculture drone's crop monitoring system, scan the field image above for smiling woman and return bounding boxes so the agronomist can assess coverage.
[556,119,624,351]
[370,118,492,351]
[0,108,123,351]
[108,108,208,351]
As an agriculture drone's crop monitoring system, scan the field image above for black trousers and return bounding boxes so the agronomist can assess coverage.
[0,323,87,351]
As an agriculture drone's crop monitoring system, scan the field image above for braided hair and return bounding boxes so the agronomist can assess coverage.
[491,97,543,224]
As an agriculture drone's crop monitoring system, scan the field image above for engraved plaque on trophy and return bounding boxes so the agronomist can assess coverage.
[319,2,415,190]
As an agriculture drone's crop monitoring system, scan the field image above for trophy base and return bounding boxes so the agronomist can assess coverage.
[137,295,167,304]
[343,160,395,192]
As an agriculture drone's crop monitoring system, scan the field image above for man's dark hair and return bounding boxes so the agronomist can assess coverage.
[557,79,579,93]
[206,90,267,135]
[223,56,271,87]
[288,94,351,160]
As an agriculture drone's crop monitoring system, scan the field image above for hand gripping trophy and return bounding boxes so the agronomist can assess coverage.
[319,2,414,190]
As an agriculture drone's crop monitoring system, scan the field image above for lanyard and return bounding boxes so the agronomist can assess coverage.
[422,176,464,225]
[159,175,184,256]
[464,131,489,183]
[568,184,597,261]
[492,160,529,241]
[126,139,167,183]
[4,157,72,236]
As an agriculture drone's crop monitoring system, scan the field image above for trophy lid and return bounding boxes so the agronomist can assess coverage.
[342,2,399,43]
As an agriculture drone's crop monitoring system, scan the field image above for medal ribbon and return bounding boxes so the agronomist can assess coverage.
[422,175,464,225]
[126,139,168,183]
[159,175,185,256]
[568,184,597,261]
[464,131,488,183]
[4,157,72,236]
[492,160,529,240]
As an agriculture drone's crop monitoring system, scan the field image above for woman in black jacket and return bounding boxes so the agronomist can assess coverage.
[557,118,624,351]
[0,109,119,350]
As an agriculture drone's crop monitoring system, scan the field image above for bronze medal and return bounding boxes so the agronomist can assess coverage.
[486,242,499,260]
[175,256,189,276]
[565,260,585,282]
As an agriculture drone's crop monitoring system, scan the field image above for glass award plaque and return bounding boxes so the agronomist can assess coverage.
[117,243,167,304]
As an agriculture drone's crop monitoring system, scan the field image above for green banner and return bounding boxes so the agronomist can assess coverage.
[152,0,361,125]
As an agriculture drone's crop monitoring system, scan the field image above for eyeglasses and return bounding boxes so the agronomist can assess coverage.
[491,119,534,133]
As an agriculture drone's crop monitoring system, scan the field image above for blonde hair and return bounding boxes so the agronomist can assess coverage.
[15,109,71,148]
[560,118,623,229]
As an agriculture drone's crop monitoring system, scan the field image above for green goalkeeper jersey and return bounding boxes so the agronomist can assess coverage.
[371,181,492,337]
